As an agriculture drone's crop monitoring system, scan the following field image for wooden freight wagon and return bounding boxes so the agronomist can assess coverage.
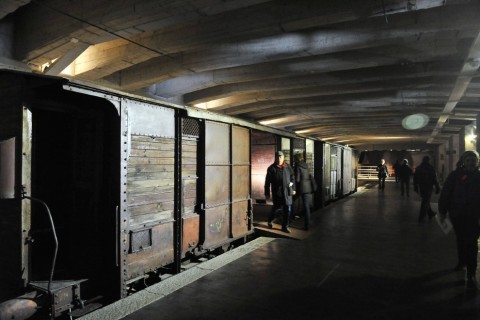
[0,70,259,317]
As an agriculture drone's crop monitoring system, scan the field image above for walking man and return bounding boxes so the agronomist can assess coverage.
[414,156,440,222]
[265,150,296,233]
[398,159,413,197]
[376,159,389,191]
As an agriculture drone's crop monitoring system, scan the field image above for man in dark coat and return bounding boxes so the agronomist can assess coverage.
[414,156,440,222]
[294,153,314,230]
[398,159,413,196]
[265,150,296,233]
[439,150,480,290]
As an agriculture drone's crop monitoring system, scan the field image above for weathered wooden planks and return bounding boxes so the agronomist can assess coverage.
[127,135,175,223]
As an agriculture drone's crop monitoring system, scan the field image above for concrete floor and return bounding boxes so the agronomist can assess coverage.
[88,181,480,320]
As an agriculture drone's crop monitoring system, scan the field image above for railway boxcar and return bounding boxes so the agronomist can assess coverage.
[0,70,258,318]
[313,141,358,207]
[2,70,330,319]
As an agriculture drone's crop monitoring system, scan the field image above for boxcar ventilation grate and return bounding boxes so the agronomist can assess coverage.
[182,118,200,137]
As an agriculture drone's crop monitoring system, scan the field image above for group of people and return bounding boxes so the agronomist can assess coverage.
[264,151,315,233]
[377,152,480,290]
[264,149,480,290]
[378,157,439,219]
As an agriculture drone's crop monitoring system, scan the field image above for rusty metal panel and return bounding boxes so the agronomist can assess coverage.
[203,119,230,218]
[205,165,230,208]
[181,214,199,257]
[202,121,232,249]
[202,205,229,249]
[232,166,249,202]
[126,222,174,280]
[232,201,250,238]
[127,100,175,138]
[205,121,229,165]
[232,125,250,208]
[119,101,129,297]
[232,126,250,165]
[129,229,152,253]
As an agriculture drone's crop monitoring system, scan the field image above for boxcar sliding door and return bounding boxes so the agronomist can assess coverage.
[201,121,251,250]
[122,101,176,295]
[202,121,230,249]
[231,126,251,238]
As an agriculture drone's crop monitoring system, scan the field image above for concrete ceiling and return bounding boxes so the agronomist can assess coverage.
[1,0,480,149]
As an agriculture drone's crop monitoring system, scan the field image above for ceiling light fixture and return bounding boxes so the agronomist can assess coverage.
[402,113,429,130]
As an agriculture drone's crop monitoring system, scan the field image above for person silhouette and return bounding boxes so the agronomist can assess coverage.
[294,153,314,230]
[376,159,389,191]
[414,156,440,222]
[265,151,296,233]
[398,159,413,197]
[439,151,480,290]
